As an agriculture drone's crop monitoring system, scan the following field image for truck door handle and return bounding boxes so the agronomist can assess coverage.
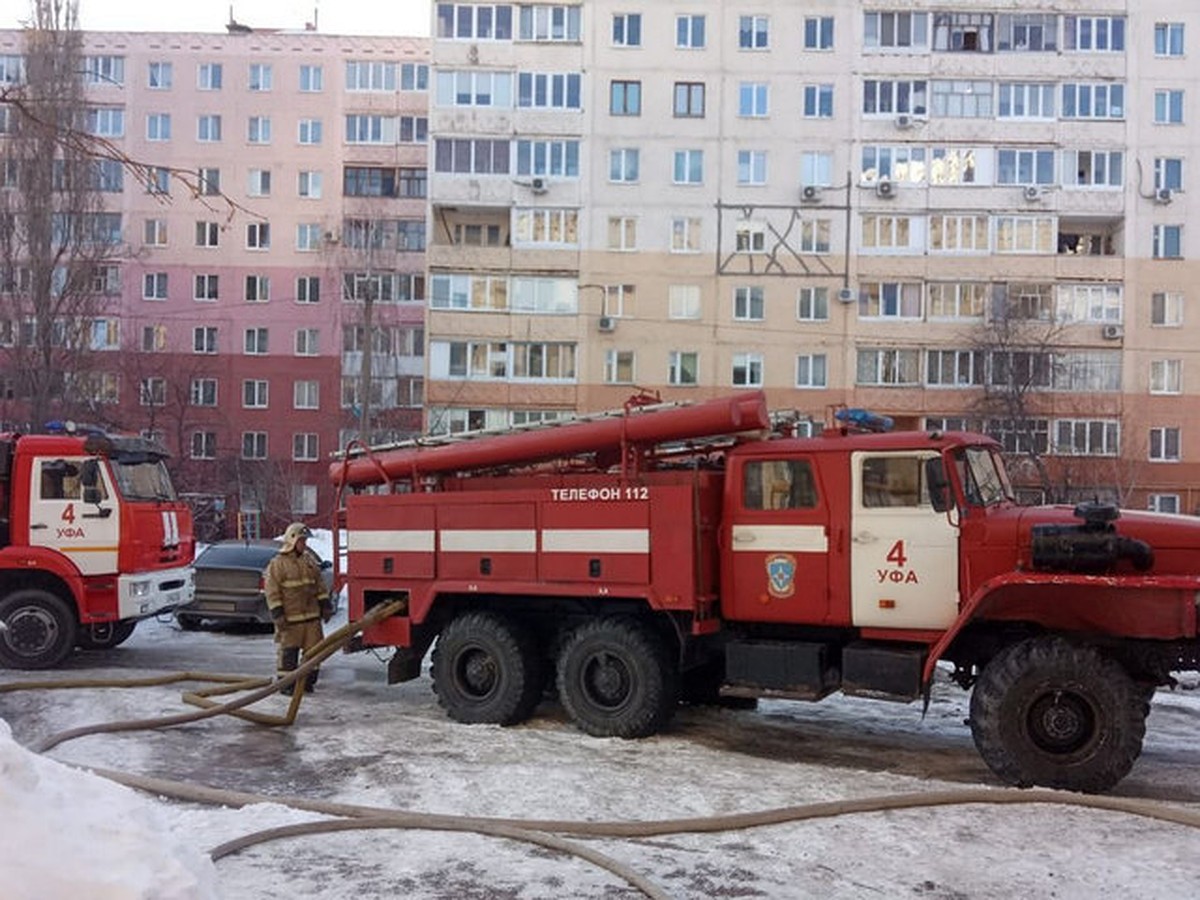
[732,532,755,544]
[852,531,877,544]
[30,523,48,530]
[83,508,112,519]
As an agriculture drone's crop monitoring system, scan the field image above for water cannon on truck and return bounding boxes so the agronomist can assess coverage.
[330,391,1200,793]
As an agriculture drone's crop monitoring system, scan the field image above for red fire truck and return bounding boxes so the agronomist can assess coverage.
[331,392,1200,793]
[0,428,194,668]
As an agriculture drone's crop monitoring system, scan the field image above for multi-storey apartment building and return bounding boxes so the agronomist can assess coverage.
[0,26,429,534]
[427,1,1200,510]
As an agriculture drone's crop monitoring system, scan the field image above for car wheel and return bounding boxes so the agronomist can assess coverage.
[77,620,137,650]
[0,589,77,670]
[431,612,543,726]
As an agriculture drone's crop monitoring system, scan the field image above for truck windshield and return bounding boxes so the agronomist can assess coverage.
[956,446,1013,507]
[110,457,177,502]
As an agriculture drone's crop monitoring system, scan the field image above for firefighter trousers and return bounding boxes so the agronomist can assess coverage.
[275,618,324,691]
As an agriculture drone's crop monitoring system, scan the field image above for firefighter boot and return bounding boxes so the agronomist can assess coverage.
[277,647,301,696]
[305,666,319,693]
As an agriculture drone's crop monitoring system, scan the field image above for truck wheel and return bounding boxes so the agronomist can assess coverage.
[0,589,77,670]
[431,612,543,726]
[556,618,679,738]
[77,620,137,650]
[969,636,1144,793]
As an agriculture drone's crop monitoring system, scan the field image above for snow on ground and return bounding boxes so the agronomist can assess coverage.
[1,532,1199,898]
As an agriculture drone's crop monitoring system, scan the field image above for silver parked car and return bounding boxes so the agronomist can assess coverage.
[176,539,335,630]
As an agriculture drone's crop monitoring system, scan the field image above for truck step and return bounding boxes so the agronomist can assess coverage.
[840,641,925,702]
[724,639,841,699]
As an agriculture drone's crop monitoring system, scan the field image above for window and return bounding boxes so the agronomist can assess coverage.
[930,80,994,118]
[197,63,222,90]
[929,215,989,252]
[190,378,217,407]
[739,82,768,117]
[612,13,641,47]
[139,377,167,407]
[604,350,635,384]
[804,84,834,118]
[676,15,705,48]
[673,150,703,184]
[148,61,172,88]
[514,208,579,247]
[194,274,219,301]
[346,61,397,91]
[1156,23,1185,57]
[859,282,922,318]
[861,145,927,183]
[670,217,702,253]
[997,149,1054,185]
[800,219,831,253]
[243,380,269,408]
[434,138,512,174]
[298,118,322,145]
[797,287,829,321]
[926,349,984,387]
[610,80,641,116]
[247,168,271,197]
[745,460,819,510]
[997,14,1056,52]
[243,327,268,355]
[734,286,764,320]
[1055,284,1122,323]
[84,55,125,86]
[1051,420,1120,457]
[1151,292,1183,327]
[1149,493,1181,514]
[732,352,764,387]
[669,351,698,386]
[429,273,509,311]
[297,276,321,304]
[298,170,322,198]
[1154,90,1185,125]
[198,167,221,195]
[516,71,582,109]
[606,216,637,251]
[669,284,701,319]
[1064,150,1124,188]
[242,432,268,460]
[294,380,320,409]
[515,139,579,177]
[736,223,766,252]
[1064,16,1125,52]
[1155,158,1183,192]
[1153,225,1183,259]
[293,434,319,462]
[1062,83,1125,120]
[739,15,769,49]
[864,12,928,49]
[435,70,514,107]
[1149,427,1181,462]
[609,148,639,183]
[247,116,271,144]
[146,113,171,141]
[804,16,834,50]
[190,432,217,460]
[861,215,918,252]
[193,326,218,354]
[299,64,323,92]
[296,223,323,251]
[86,107,124,137]
[929,147,979,184]
[519,5,581,41]
[1150,359,1182,395]
[238,278,270,307]
[398,167,424,198]
[673,82,705,117]
[247,222,270,250]
[802,151,833,187]
[857,348,920,385]
[401,63,429,90]
[144,219,167,246]
[933,13,993,52]
[995,216,1055,254]
[863,80,927,116]
[195,221,220,247]
[737,150,767,185]
[998,82,1055,119]
[248,63,272,92]
[0,55,24,85]
[142,272,168,300]
[796,354,827,388]
[511,341,576,380]
[197,115,222,142]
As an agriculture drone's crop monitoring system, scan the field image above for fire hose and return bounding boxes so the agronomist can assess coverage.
[4,600,1200,900]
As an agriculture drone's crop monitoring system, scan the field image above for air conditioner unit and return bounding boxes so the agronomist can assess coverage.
[530,177,548,193]
[1155,187,1174,204]
[801,184,821,202]
[895,114,913,130]
[1101,323,1124,341]
[597,315,616,332]
[875,178,895,199]
[1023,185,1043,202]
[836,287,857,304]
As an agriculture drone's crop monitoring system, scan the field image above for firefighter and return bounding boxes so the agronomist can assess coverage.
[265,522,333,694]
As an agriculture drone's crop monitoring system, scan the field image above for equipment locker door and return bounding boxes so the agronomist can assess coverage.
[724,456,832,623]
[27,456,121,575]
[849,451,958,629]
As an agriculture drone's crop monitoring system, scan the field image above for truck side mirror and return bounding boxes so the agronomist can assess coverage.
[925,458,952,513]
[80,459,104,505]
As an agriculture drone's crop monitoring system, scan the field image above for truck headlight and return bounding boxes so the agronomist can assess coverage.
[130,580,152,598]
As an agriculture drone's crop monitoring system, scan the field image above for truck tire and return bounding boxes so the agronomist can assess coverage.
[431,612,543,726]
[0,589,77,670]
[77,620,137,650]
[556,618,679,738]
[969,636,1144,793]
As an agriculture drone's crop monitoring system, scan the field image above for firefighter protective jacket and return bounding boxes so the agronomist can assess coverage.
[265,550,329,624]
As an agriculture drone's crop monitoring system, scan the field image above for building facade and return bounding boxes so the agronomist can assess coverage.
[427,1,1200,510]
[0,27,429,534]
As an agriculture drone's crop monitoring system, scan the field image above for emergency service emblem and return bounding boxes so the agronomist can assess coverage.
[765,553,797,598]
